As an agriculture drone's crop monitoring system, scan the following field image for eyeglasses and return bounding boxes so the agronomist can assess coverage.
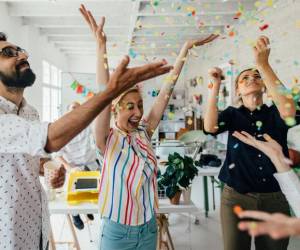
[239,74,262,84]
[0,46,28,58]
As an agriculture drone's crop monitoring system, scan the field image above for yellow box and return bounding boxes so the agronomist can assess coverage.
[67,171,100,205]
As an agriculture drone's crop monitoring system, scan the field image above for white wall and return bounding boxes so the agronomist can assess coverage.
[0,2,68,116]
[61,72,96,114]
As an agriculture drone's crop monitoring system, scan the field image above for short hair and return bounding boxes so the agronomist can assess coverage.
[234,68,260,91]
[0,32,7,42]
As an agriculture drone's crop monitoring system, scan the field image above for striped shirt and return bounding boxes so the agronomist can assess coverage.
[99,122,158,226]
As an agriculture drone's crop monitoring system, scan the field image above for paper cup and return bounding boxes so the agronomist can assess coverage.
[44,161,60,188]
[44,161,60,200]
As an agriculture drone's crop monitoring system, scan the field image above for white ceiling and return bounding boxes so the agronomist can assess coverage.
[3,0,258,62]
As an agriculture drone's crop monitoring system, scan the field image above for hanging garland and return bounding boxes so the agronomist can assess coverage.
[70,80,95,98]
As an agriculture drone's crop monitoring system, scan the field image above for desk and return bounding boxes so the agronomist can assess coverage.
[48,196,199,250]
[197,167,221,218]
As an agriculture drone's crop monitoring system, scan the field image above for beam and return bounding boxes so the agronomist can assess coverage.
[8,2,134,17]
[22,16,130,27]
[48,35,128,42]
[40,27,128,36]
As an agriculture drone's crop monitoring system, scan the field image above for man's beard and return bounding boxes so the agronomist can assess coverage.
[0,61,36,90]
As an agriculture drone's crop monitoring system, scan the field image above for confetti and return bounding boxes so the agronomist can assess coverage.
[208,82,214,89]
[250,222,257,230]
[152,0,159,6]
[129,48,137,59]
[285,103,292,109]
[256,121,263,128]
[229,31,235,37]
[233,11,242,20]
[233,143,239,149]
[233,205,243,215]
[266,0,274,7]
[229,163,235,169]
[254,1,262,8]
[259,24,269,31]
[285,117,296,127]
[168,112,175,120]
[187,118,193,125]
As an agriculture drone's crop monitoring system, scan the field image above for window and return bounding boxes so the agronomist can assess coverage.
[42,60,62,122]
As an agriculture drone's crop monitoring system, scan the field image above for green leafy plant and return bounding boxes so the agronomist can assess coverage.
[158,152,198,199]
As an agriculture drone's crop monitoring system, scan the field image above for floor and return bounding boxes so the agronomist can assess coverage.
[50,209,300,250]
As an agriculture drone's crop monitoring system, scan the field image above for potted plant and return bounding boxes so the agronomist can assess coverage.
[158,152,198,205]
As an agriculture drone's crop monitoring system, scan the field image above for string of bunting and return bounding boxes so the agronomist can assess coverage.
[70,80,95,99]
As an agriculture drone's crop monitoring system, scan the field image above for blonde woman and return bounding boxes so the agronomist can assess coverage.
[80,4,218,249]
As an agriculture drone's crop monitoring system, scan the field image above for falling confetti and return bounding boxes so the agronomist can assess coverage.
[152,0,159,6]
[259,24,269,31]
[233,205,243,215]
[168,112,175,120]
[229,163,236,169]
[229,30,235,37]
[285,117,296,127]
[129,48,137,59]
[233,143,239,149]
[250,222,257,229]
[256,121,263,128]
[233,12,242,20]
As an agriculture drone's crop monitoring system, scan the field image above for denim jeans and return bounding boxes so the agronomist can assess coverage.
[100,217,157,250]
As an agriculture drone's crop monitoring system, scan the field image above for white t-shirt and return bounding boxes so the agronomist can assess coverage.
[57,127,99,170]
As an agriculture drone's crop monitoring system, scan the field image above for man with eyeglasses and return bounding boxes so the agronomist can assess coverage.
[0,32,172,250]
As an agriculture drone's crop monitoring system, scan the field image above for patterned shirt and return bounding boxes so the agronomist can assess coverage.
[0,96,49,250]
[99,122,158,226]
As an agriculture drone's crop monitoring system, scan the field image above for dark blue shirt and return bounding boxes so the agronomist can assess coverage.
[205,104,290,194]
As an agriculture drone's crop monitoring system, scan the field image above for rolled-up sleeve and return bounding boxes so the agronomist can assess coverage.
[274,170,300,217]
[203,106,234,136]
[0,114,49,156]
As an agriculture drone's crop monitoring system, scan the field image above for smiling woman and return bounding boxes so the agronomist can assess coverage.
[203,35,298,250]
[77,2,219,249]
[111,87,143,133]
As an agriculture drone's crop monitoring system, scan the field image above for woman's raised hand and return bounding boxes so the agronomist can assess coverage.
[79,4,106,46]
[185,34,219,50]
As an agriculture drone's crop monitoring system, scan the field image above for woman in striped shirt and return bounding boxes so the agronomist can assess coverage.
[80,5,218,250]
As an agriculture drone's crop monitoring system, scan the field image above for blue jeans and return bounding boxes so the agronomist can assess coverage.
[100,217,157,250]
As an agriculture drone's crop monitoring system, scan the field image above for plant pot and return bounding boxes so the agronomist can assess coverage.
[170,191,182,205]
[182,187,191,204]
